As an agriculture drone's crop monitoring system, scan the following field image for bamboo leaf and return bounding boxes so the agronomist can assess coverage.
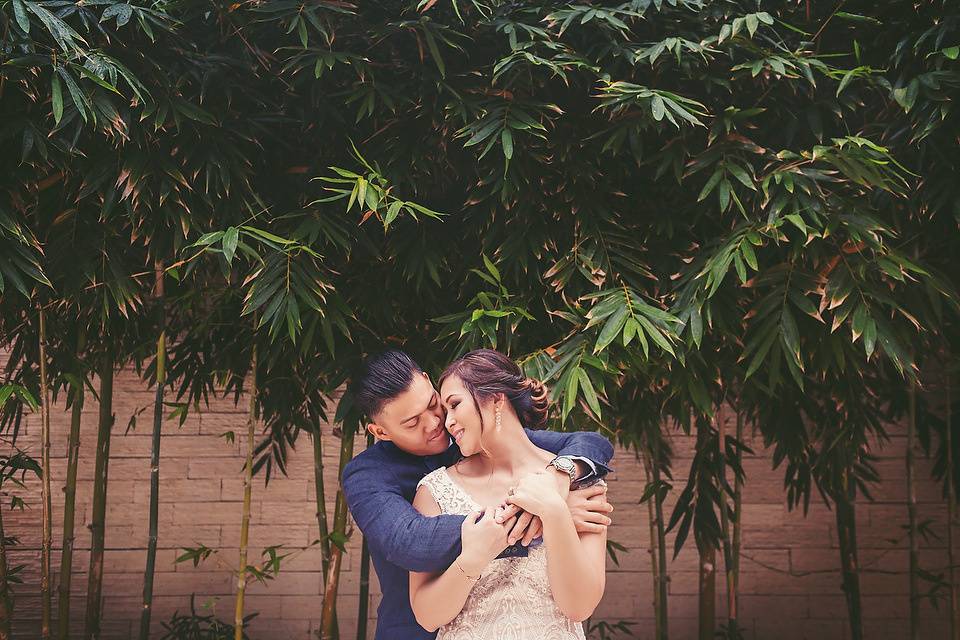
[594,306,628,354]
[222,227,239,265]
[51,73,63,124]
[482,254,501,282]
[577,368,601,418]
[780,307,802,369]
[13,0,30,33]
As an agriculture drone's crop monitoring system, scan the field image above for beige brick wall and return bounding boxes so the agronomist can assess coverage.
[1,366,952,639]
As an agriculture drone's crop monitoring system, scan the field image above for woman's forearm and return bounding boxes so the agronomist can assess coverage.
[409,555,482,632]
[540,501,605,621]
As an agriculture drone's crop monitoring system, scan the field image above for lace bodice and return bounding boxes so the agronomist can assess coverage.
[417,467,587,640]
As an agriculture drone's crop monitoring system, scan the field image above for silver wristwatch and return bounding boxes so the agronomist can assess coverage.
[547,456,578,484]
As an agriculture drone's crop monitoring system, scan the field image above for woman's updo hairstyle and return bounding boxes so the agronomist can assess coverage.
[439,348,550,430]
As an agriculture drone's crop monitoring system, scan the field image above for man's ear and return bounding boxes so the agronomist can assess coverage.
[367,422,390,442]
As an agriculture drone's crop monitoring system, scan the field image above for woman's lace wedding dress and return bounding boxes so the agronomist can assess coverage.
[417,467,589,640]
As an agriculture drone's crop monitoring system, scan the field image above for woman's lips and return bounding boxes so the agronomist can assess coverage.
[451,428,464,442]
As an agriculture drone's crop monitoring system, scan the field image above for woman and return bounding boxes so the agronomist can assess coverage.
[408,349,607,639]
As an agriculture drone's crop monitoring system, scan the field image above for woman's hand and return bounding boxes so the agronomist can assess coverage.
[458,508,515,575]
[505,470,568,519]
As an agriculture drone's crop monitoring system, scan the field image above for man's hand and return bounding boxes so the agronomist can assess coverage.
[493,506,543,547]
[567,483,613,534]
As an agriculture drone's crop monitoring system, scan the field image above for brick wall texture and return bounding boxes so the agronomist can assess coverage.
[1,366,952,639]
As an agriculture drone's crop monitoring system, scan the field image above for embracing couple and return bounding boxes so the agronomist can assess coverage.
[343,348,615,639]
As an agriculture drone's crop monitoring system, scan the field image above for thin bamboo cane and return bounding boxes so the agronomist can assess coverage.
[697,418,715,640]
[234,343,258,640]
[733,410,743,600]
[310,408,331,581]
[698,543,716,640]
[836,471,863,640]
[84,347,115,640]
[652,433,669,640]
[0,493,12,640]
[57,329,85,640]
[948,367,958,640]
[908,375,919,640]
[641,450,663,640]
[356,431,374,640]
[38,307,53,639]
[320,420,357,640]
[717,405,738,635]
[139,263,166,640]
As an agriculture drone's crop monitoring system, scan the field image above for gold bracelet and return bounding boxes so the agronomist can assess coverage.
[455,558,481,582]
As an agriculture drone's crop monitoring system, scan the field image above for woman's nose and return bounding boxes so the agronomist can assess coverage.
[445,411,455,432]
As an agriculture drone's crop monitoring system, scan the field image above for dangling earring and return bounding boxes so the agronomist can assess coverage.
[495,406,502,433]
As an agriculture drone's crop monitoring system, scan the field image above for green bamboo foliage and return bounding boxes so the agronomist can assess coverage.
[84,348,115,640]
[139,264,167,640]
[38,307,52,639]
[57,329,85,640]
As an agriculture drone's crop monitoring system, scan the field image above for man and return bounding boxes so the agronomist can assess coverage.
[343,350,615,639]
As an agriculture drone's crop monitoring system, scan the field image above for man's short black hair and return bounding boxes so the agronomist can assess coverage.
[350,349,423,419]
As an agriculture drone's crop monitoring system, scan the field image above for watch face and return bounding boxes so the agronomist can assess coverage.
[554,457,575,475]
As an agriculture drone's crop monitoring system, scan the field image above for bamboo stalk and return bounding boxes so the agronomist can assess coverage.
[84,347,115,640]
[39,306,53,639]
[652,433,669,640]
[139,263,166,640]
[733,410,743,598]
[698,543,716,640]
[356,537,370,640]
[908,374,919,640]
[836,470,863,640]
[234,343,258,640]
[0,499,12,640]
[356,432,374,640]
[948,367,958,640]
[717,405,738,635]
[310,409,331,581]
[642,449,663,640]
[320,420,357,640]
[697,419,715,640]
[57,329,85,640]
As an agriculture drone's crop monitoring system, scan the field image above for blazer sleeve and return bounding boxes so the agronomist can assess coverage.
[525,429,615,478]
[343,453,466,573]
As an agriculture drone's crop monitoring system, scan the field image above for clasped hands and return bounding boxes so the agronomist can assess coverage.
[458,470,614,575]
[494,470,613,547]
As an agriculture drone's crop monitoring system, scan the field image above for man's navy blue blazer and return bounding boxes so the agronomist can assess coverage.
[342,430,614,640]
